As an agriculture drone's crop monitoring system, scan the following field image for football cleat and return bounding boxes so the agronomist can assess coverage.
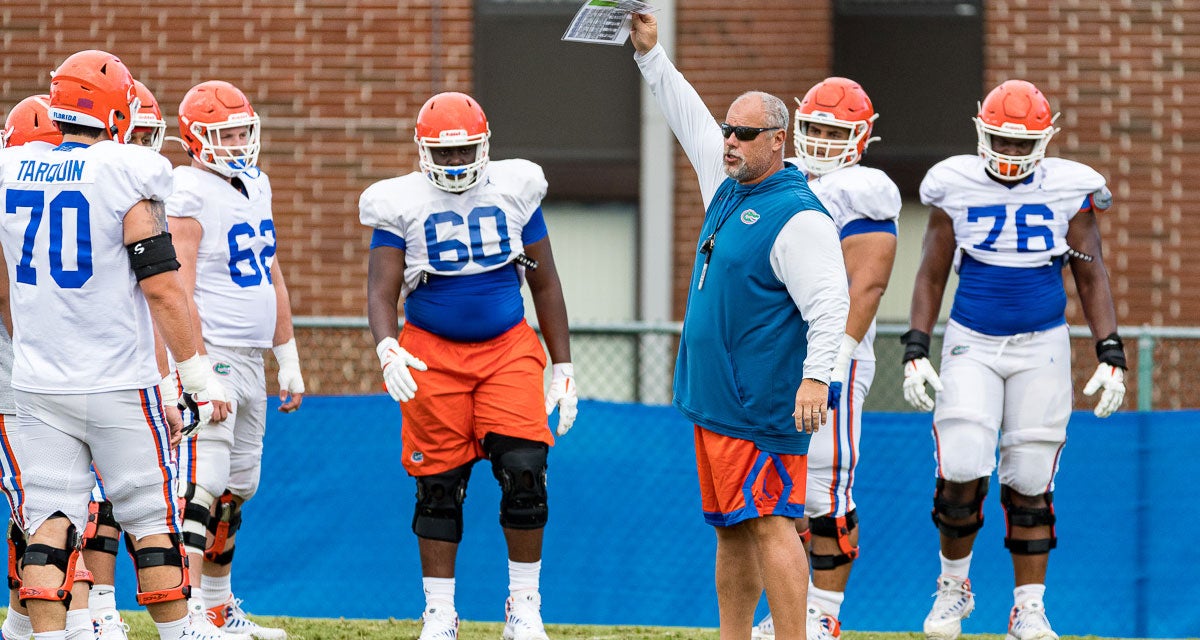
[418,604,459,640]
[807,605,843,640]
[93,610,130,639]
[208,595,287,639]
[1006,600,1058,640]
[924,575,975,640]
[751,612,774,639]
[502,591,550,640]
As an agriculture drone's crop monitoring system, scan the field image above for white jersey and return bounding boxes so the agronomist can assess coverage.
[358,159,546,298]
[167,166,277,348]
[0,141,172,393]
[789,161,901,363]
[921,155,1106,268]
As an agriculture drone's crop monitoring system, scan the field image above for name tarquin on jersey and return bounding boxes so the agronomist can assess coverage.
[15,159,85,183]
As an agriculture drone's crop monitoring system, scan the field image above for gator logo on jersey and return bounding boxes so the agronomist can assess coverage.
[213,362,232,376]
[740,209,760,225]
[951,345,970,356]
[410,451,424,464]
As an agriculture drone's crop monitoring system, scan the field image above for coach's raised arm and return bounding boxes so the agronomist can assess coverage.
[625,12,849,640]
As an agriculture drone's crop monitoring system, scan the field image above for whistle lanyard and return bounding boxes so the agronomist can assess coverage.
[697,185,756,291]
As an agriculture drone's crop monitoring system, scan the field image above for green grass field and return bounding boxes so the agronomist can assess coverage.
[13,609,1133,640]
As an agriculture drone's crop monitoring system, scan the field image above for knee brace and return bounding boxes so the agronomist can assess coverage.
[485,434,549,530]
[82,501,121,556]
[124,532,189,605]
[810,509,859,570]
[1000,485,1057,555]
[412,464,473,543]
[180,483,217,557]
[932,477,989,538]
[8,520,26,589]
[19,514,84,607]
[205,491,242,566]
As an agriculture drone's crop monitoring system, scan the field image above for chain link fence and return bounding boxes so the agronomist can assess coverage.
[280,318,1200,411]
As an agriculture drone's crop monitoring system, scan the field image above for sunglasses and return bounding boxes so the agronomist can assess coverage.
[719,123,781,141]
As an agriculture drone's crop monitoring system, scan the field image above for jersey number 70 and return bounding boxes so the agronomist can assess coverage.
[5,188,93,288]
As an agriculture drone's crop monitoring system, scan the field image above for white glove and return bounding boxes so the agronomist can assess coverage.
[1083,363,1125,418]
[545,363,578,436]
[828,335,859,409]
[903,357,943,412]
[272,338,306,395]
[376,337,427,402]
[175,354,222,436]
[159,370,180,409]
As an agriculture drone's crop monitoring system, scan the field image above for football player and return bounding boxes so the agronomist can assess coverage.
[360,91,578,640]
[0,50,224,640]
[902,79,1126,640]
[753,77,901,640]
[167,80,303,640]
[83,78,174,640]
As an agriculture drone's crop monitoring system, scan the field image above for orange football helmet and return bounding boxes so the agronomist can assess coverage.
[2,94,63,148]
[793,77,879,176]
[131,80,166,152]
[974,80,1060,180]
[48,49,138,143]
[414,92,491,192]
[178,80,260,177]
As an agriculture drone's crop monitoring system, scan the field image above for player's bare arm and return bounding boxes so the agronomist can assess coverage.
[366,246,406,344]
[909,207,957,333]
[522,237,572,365]
[0,248,11,335]
[842,231,897,342]
[1065,209,1119,339]
[270,257,305,412]
[126,201,230,424]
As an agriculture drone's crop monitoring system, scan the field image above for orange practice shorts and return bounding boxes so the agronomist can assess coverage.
[694,425,807,527]
[398,320,552,476]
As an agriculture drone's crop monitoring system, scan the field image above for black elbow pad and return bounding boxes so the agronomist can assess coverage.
[126,232,181,281]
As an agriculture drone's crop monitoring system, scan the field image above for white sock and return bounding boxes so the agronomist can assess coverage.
[89,584,117,613]
[1014,583,1046,607]
[153,614,188,640]
[201,573,232,609]
[32,632,66,640]
[808,583,845,619]
[940,551,972,580]
[422,577,455,609]
[508,559,541,596]
[65,609,92,640]
[2,609,33,639]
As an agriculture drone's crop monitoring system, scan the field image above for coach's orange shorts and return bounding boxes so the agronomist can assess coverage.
[695,425,807,527]
[398,320,552,476]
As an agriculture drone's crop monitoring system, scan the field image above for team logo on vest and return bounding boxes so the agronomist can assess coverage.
[213,362,232,375]
[740,209,760,225]
[951,345,970,356]
[410,451,424,464]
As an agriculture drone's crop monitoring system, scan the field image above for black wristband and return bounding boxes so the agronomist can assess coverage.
[900,329,932,363]
[1096,332,1127,369]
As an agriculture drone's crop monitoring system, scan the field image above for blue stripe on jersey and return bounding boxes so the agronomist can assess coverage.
[405,264,525,342]
[370,229,406,251]
[522,207,548,245]
[840,218,896,239]
[950,254,1067,336]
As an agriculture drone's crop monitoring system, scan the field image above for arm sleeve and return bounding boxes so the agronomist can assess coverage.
[634,43,727,207]
[770,212,850,383]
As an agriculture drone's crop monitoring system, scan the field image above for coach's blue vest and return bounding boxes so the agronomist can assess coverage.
[673,164,830,455]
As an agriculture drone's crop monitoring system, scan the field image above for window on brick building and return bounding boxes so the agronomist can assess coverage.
[833,0,983,197]
[474,0,641,201]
